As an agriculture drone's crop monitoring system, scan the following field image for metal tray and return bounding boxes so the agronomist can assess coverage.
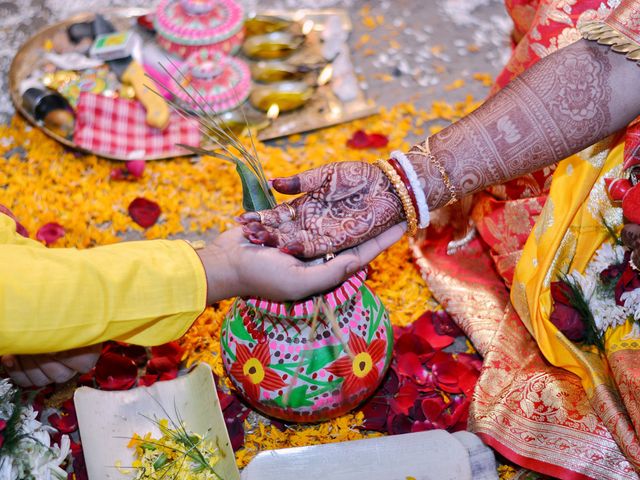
[9,7,376,161]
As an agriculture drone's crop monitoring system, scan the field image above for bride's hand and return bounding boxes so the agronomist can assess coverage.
[237,162,405,258]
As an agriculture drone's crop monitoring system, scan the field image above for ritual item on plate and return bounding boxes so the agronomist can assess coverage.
[175,50,251,113]
[154,0,245,59]
[90,31,170,129]
[73,92,201,159]
[221,269,392,422]
[244,15,294,37]
[242,31,304,60]
[250,80,313,112]
[22,87,75,138]
[51,67,118,108]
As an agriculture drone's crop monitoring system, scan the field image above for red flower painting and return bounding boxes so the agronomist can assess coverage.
[327,333,386,399]
[229,342,286,401]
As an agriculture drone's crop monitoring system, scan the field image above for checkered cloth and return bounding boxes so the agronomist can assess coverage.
[73,92,201,159]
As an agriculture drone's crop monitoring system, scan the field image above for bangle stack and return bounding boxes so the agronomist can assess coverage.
[390,151,430,229]
[374,137,455,236]
[374,158,418,236]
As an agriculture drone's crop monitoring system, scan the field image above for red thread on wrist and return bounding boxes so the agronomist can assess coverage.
[388,157,419,217]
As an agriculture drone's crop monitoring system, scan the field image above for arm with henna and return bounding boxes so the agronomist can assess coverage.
[240,39,640,258]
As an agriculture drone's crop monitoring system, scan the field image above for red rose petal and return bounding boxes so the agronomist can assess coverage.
[431,311,463,337]
[226,417,245,451]
[346,130,371,149]
[387,413,413,435]
[421,396,446,420]
[367,133,389,149]
[0,419,6,431]
[36,222,65,246]
[413,312,455,350]
[360,397,391,431]
[432,359,463,393]
[608,178,632,202]
[128,197,161,228]
[110,168,127,181]
[395,332,433,358]
[0,205,29,238]
[138,374,159,387]
[94,352,138,390]
[0,433,4,449]
[150,342,183,365]
[104,343,149,367]
[48,412,78,434]
[396,352,430,385]
[126,160,145,179]
[389,382,419,415]
[622,184,640,224]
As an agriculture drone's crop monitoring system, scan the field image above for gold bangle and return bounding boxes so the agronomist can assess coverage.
[374,159,418,236]
[411,139,458,207]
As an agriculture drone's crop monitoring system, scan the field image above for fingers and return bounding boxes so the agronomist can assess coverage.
[9,356,53,387]
[289,223,406,297]
[55,344,101,374]
[278,230,337,258]
[238,202,297,227]
[272,166,327,195]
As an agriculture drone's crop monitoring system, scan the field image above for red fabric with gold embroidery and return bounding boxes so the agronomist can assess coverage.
[412,1,640,478]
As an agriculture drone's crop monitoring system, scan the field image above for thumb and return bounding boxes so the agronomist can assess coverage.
[272,166,328,195]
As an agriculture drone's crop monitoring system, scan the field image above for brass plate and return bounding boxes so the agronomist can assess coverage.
[9,8,376,160]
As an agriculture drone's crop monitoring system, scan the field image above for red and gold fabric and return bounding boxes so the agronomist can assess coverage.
[413,0,640,478]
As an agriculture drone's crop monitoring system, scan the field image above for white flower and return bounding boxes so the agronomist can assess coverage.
[621,288,640,321]
[569,270,596,299]
[587,243,626,276]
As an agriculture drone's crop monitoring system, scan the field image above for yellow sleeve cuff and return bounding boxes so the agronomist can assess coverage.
[0,239,207,355]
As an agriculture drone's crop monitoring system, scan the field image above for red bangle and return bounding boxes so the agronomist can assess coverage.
[388,157,419,215]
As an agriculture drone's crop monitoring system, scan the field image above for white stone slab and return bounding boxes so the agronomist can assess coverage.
[241,429,497,480]
[74,363,240,480]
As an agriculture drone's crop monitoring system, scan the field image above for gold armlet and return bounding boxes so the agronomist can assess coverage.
[410,139,458,207]
[580,21,640,63]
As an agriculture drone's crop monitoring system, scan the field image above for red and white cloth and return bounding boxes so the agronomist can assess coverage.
[73,92,201,159]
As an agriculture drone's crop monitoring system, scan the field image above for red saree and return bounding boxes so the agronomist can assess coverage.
[412,1,640,478]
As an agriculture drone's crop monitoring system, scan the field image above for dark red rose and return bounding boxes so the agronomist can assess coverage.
[550,302,586,341]
[0,419,6,431]
[0,433,4,450]
[615,262,640,305]
[128,197,161,228]
[94,352,138,390]
[600,261,626,284]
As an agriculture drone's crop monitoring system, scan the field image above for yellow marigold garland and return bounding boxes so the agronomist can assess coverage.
[0,95,483,470]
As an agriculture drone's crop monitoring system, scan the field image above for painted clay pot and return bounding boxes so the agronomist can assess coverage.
[221,270,392,422]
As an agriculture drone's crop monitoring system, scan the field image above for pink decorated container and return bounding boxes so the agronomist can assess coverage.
[154,0,245,59]
[175,50,251,112]
[221,270,393,423]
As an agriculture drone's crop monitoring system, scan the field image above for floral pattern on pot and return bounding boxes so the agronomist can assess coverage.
[221,270,393,422]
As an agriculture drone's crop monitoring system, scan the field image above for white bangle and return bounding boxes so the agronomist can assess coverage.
[391,150,430,229]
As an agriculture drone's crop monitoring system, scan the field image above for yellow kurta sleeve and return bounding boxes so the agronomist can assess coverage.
[0,214,207,355]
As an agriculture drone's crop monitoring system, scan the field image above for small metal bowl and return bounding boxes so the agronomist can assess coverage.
[250,81,314,112]
[244,15,294,37]
[242,32,305,60]
[250,61,312,83]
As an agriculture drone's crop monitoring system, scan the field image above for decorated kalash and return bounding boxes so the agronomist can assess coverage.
[2,1,494,479]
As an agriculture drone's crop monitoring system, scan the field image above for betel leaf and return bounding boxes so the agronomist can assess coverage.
[235,162,275,212]
[306,344,342,374]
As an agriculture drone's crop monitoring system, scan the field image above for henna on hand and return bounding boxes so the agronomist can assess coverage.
[238,162,404,258]
[408,39,640,210]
